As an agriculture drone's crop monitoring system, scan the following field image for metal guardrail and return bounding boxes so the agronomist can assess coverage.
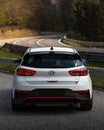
[2,43,104,62]
[88,67,104,78]
[1,52,103,63]
[0,50,104,64]
[0,57,17,65]
[0,43,104,64]
[79,51,104,62]
[62,36,104,62]
[3,43,28,54]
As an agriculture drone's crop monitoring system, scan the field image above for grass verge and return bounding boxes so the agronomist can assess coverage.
[0,50,22,58]
[0,49,21,72]
[86,61,104,68]
[62,38,88,48]
[0,64,17,72]
[91,77,104,88]
[62,39,83,47]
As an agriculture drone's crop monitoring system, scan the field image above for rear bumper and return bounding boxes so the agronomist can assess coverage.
[13,89,91,105]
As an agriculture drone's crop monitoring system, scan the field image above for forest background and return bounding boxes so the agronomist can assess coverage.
[0,0,104,41]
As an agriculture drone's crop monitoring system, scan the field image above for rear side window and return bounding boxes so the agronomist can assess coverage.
[22,53,83,68]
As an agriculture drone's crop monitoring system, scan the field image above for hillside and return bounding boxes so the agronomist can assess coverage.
[0,0,104,41]
[0,27,39,39]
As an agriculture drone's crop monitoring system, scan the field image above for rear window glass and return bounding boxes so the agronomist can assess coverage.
[22,53,83,68]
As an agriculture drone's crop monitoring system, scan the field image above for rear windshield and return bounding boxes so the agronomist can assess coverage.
[22,53,83,68]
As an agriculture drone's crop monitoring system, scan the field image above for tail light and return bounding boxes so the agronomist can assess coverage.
[16,67,36,76]
[69,68,88,76]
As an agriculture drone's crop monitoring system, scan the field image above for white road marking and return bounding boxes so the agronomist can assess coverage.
[13,37,35,45]
[58,37,70,47]
[36,39,45,47]
[13,39,20,45]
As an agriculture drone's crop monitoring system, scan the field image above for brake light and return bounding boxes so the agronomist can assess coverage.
[49,51,55,56]
[69,68,88,76]
[16,67,36,76]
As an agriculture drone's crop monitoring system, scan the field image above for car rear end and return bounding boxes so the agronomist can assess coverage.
[11,47,92,110]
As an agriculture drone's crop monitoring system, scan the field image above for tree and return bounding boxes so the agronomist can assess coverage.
[0,0,41,28]
[75,0,104,41]
[55,0,75,31]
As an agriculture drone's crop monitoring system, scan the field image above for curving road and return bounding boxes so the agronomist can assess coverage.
[0,33,104,53]
[0,72,104,130]
[11,34,67,47]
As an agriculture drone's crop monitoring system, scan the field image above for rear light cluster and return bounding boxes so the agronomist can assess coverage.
[16,67,36,76]
[69,68,88,76]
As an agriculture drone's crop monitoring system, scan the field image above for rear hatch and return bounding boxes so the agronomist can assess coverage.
[24,68,80,86]
[20,52,83,87]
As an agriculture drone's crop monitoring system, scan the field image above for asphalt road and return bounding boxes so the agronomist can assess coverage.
[0,72,104,130]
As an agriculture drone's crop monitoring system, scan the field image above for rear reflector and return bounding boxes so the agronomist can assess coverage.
[69,68,88,76]
[15,90,30,94]
[75,90,89,94]
[16,67,36,76]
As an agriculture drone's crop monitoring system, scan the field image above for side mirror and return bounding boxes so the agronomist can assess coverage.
[82,59,87,64]
[15,59,21,64]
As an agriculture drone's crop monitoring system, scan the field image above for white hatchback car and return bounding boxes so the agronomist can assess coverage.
[11,47,92,110]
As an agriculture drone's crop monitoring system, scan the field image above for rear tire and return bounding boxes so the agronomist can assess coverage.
[11,98,24,111]
[80,99,93,111]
